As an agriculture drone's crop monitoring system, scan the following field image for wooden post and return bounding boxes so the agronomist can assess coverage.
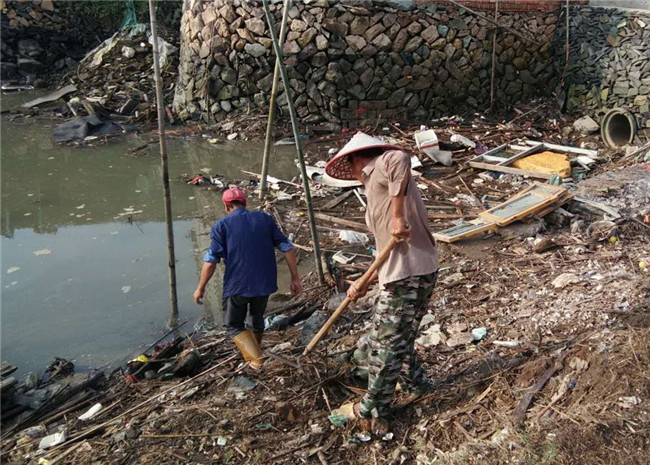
[560,0,570,89]
[490,0,498,110]
[148,0,179,326]
[259,0,291,200]
[261,0,325,285]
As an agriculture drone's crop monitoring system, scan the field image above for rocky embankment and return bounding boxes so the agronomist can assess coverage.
[173,0,559,123]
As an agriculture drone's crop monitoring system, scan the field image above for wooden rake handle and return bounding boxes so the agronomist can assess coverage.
[303,237,398,355]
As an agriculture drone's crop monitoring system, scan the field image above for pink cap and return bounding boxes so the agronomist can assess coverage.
[222,187,247,206]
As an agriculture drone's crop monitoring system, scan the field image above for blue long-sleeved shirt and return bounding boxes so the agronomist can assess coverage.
[203,207,293,298]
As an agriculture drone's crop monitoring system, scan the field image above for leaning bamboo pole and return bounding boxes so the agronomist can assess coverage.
[148,0,179,324]
[259,0,291,199]
[261,0,325,285]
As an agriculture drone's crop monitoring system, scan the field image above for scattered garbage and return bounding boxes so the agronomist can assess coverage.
[338,230,369,245]
[78,403,103,421]
[471,327,487,341]
[39,431,66,450]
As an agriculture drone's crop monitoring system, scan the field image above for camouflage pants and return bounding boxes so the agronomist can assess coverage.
[359,272,437,419]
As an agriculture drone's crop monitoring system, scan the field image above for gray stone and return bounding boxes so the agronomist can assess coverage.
[257,74,274,92]
[407,22,422,35]
[316,35,328,51]
[291,19,307,32]
[299,43,318,60]
[318,80,337,98]
[217,85,238,99]
[307,81,323,106]
[323,18,348,36]
[392,28,409,51]
[372,33,392,51]
[387,87,406,108]
[298,28,318,48]
[519,69,536,84]
[348,84,366,100]
[450,18,468,30]
[221,100,232,112]
[325,63,343,83]
[405,36,423,53]
[290,79,306,93]
[244,43,266,58]
[311,52,328,68]
[421,25,439,43]
[350,16,370,35]
[17,39,42,58]
[283,40,301,55]
[364,23,386,42]
[347,35,367,52]
[504,81,522,96]
[573,115,599,133]
[221,68,237,85]
[360,68,374,88]
[245,18,266,35]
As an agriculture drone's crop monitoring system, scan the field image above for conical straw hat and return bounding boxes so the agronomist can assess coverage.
[325,132,402,180]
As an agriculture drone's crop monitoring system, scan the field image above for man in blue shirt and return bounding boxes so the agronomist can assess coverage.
[193,187,301,368]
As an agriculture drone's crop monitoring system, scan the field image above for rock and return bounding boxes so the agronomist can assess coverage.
[17,58,43,74]
[17,39,42,58]
[421,25,439,43]
[323,18,348,36]
[316,34,328,50]
[350,16,370,35]
[372,33,392,51]
[283,40,301,55]
[573,115,599,134]
[364,23,386,42]
[245,18,265,35]
[244,43,266,57]
[346,35,367,52]
[551,273,581,289]
[404,36,423,53]
[447,332,474,347]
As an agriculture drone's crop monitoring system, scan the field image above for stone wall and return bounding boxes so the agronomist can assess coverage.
[173,0,559,124]
[559,6,650,129]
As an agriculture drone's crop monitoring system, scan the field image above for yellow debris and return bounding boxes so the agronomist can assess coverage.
[512,151,571,178]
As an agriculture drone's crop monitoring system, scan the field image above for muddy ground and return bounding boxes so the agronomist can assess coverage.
[2,101,650,465]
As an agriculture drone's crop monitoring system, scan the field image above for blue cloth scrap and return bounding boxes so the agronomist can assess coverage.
[204,207,293,298]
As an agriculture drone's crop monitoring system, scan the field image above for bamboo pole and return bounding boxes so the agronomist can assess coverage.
[303,237,398,355]
[489,0,498,110]
[149,0,179,325]
[560,0,570,89]
[262,0,324,285]
[259,0,291,200]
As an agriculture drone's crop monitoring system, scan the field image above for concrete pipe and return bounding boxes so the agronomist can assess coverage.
[601,108,637,148]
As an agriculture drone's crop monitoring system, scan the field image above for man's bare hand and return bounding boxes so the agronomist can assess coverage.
[193,288,204,305]
[391,217,411,242]
[347,279,370,301]
[290,278,302,296]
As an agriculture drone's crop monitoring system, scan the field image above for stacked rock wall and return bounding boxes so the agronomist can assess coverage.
[173,0,559,124]
[559,6,650,129]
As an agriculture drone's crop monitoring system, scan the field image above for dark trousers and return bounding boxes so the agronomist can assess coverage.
[222,294,269,338]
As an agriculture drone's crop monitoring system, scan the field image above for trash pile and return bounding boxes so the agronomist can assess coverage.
[59,25,178,122]
[6,24,179,143]
[2,102,650,464]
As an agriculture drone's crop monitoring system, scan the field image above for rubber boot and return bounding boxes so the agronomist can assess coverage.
[252,330,263,346]
[232,330,264,370]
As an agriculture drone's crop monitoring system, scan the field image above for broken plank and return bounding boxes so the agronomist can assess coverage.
[21,84,77,109]
[433,219,497,243]
[313,213,369,231]
[512,353,567,427]
[319,190,354,210]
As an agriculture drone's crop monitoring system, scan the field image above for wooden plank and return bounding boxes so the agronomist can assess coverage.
[479,183,567,226]
[433,219,497,243]
[468,161,554,180]
[319,190,354,210]
[313,212,369,231]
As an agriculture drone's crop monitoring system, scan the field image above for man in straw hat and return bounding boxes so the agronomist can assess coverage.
[326,132,439,433]
[193,187,302,369]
